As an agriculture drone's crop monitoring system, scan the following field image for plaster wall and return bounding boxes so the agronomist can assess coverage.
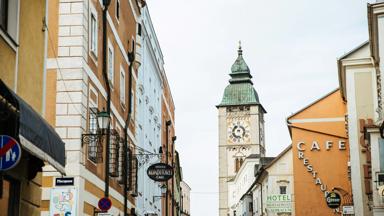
[136,6,163,215]
[289,90,351,216]
[345,66,375,216]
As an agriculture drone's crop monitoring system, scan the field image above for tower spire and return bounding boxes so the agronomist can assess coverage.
[238,40,242,56]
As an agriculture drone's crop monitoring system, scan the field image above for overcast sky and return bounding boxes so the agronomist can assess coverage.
[146,0,374,215]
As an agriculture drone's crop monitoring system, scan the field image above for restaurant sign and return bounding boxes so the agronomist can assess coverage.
[147,163,173,182]
[266,194,292,213]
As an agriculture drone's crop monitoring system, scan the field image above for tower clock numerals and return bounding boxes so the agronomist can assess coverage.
[227,120,250,143]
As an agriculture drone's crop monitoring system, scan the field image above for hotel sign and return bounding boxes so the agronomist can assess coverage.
[147,163,173,182]
[266,194,292,213]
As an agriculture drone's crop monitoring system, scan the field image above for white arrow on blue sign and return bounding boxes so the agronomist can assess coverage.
[0,135,22,171]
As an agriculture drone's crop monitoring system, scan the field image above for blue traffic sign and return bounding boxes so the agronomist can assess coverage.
[0,135,22,171]
[98,197,112,211]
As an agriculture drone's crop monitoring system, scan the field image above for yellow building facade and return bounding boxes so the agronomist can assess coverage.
[0,0,66,215]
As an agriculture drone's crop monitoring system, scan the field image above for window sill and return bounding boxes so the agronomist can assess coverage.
[0,28,18,52]
[121,102,126,110]
[89,50,98,65]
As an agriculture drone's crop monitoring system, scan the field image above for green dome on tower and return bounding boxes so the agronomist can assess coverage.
[218,44,264,109]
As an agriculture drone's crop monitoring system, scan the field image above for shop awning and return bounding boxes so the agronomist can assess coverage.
[0,80,65,174]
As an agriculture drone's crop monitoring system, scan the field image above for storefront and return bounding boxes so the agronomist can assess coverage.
[0,80,65,215]
[287,90,353,216]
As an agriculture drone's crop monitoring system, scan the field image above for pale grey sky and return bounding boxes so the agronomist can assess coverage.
[147,0,374,215]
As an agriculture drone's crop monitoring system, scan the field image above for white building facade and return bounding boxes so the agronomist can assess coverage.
[251,146,294,216]
[136,6,165,216]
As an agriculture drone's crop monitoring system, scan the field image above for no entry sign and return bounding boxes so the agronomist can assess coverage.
[0,135,22,171]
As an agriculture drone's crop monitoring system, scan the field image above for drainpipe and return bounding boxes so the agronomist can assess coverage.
[256,182,263,216]
[124,40,135,216]
[165,120,172,216]
[102,0,111,198]
[171,136,177,216]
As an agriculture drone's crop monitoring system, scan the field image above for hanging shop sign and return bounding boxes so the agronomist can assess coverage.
[49,188,78,216]
[147,163,173,182]
[326,192,341,209]
[0,135,22,171]
[55,177,75,186]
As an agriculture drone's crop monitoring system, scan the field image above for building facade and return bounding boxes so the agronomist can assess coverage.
[180,181,191,216]
[0,0,66,215]
[287,90,351,216]
[43,0,143,214]
[227,155,259,216]
[136,5,164,216]
[161,67,176,216]
[252,146,294,216]
[217,45,266,216]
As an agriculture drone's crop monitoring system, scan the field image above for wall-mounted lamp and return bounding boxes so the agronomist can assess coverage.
[153,184,167,202]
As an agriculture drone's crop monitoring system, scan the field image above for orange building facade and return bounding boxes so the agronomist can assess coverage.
[287,89,352,215]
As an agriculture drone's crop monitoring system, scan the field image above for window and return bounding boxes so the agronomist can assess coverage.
[249,202,253,212]
[279,186,287,194]
[120,67,125,105]
[0,176,20,216]
[88,107,99,162]
[116,0,120,20]
[107,41,114,86]
[131,156,138,196]
[0,0,18,43]
[90,12,98,56]
[137,23,142,36]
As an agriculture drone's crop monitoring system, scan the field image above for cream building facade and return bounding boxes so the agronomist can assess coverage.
[42,0,143,214]
[338,2,384,215]
[217,45,266,216]
[251,146,294,216]
[180,181,191,216]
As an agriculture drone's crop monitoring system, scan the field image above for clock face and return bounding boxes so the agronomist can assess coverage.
[227,120,250,143]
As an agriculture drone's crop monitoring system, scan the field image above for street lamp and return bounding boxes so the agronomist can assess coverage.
[97,110,110,130]
[153,184,167,202]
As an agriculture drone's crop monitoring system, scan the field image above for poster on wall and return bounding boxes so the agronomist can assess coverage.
[49,188,77,216]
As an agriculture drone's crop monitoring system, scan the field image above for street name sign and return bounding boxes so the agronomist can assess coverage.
[147,163,173,182]
[55,177,75,186]
[0,135,22,171]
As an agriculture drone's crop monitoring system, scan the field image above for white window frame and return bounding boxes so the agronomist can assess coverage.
[89,7,98,57]
[107,40,114,87]
[120,65,126,106]
[0,0,20,49]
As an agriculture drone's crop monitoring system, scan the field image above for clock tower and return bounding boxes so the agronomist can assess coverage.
[217,45,266,216]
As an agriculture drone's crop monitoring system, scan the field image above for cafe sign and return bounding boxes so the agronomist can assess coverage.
[147,163,173,182]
